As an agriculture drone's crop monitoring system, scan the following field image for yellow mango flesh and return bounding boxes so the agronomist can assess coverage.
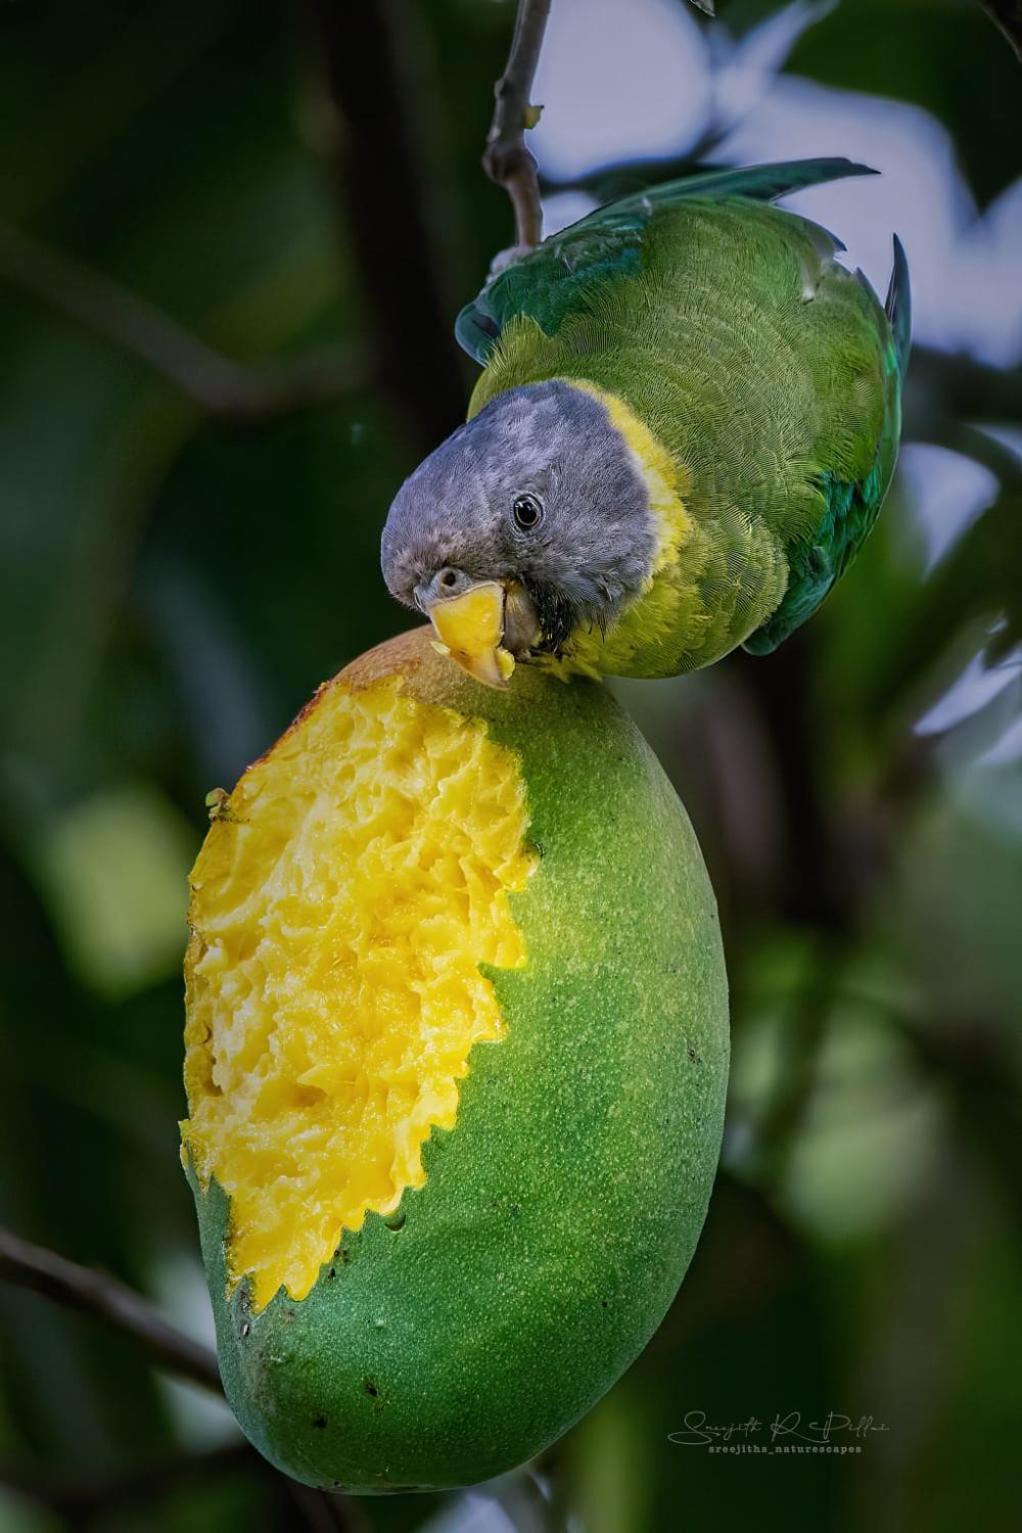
[182,676,536,1311]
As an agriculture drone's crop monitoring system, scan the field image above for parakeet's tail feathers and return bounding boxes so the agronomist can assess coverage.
[885,235,912,377]
[606,157,878,217]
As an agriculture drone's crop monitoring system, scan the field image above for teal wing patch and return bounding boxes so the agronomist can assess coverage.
[455,158,877,364]
[742,466,888,655]
[455,223,645,362]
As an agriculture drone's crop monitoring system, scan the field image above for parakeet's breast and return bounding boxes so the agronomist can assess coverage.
[518,375,787,681]
[533,380,702,680]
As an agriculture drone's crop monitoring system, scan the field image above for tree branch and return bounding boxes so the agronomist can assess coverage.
[483,0,553,251]
[886,1010,1022,1228]
[0,1442,254,1523]
[976,0,1022,60]
[0,222,369,424]
[753,934,848,1180]
[732,627,859,1178]
[903,345,1022,437]
[0,1227,360,1528]
[302,0,469,456]
[0,1442,359,1531]
[0,1225,221,1394]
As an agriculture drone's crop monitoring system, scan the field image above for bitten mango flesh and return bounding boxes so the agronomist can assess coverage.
[182,627,728,1493]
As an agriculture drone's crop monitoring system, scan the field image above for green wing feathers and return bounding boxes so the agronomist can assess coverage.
[744,234,910,654]
[455,157,876,364]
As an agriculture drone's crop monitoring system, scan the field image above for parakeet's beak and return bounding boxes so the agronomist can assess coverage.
[422,581,539,690]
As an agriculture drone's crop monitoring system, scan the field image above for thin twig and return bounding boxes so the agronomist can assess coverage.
[0,222,369,423]
[483,0,553,250]
[0,1442,253,1522]
[754,933,847,1181]
[302,0,469,456]
[976,0,1022,59]
[0,1224,221,1393]
[0,1226,358,1528]
[883,1011,1022,1228]
[903,346,1022,437]
[0,1441,358,1531]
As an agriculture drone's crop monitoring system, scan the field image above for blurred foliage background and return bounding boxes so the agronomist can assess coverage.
[1,1,1020,1530]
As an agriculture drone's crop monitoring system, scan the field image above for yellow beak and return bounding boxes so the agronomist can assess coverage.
[425,582,516,689]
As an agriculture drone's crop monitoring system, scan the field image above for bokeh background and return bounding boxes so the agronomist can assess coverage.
[1,1,1020,1530]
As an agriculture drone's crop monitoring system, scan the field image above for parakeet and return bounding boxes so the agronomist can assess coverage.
[381,159,910,687]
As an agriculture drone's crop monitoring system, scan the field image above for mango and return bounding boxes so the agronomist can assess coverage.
[181,627,728,1493]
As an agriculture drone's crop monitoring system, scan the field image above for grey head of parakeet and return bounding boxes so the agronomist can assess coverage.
[380,379,656,686]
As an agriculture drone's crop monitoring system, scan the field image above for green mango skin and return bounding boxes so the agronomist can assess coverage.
[187,628,729,1494]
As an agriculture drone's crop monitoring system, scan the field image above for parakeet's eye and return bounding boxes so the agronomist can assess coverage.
[512,493,543,531]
